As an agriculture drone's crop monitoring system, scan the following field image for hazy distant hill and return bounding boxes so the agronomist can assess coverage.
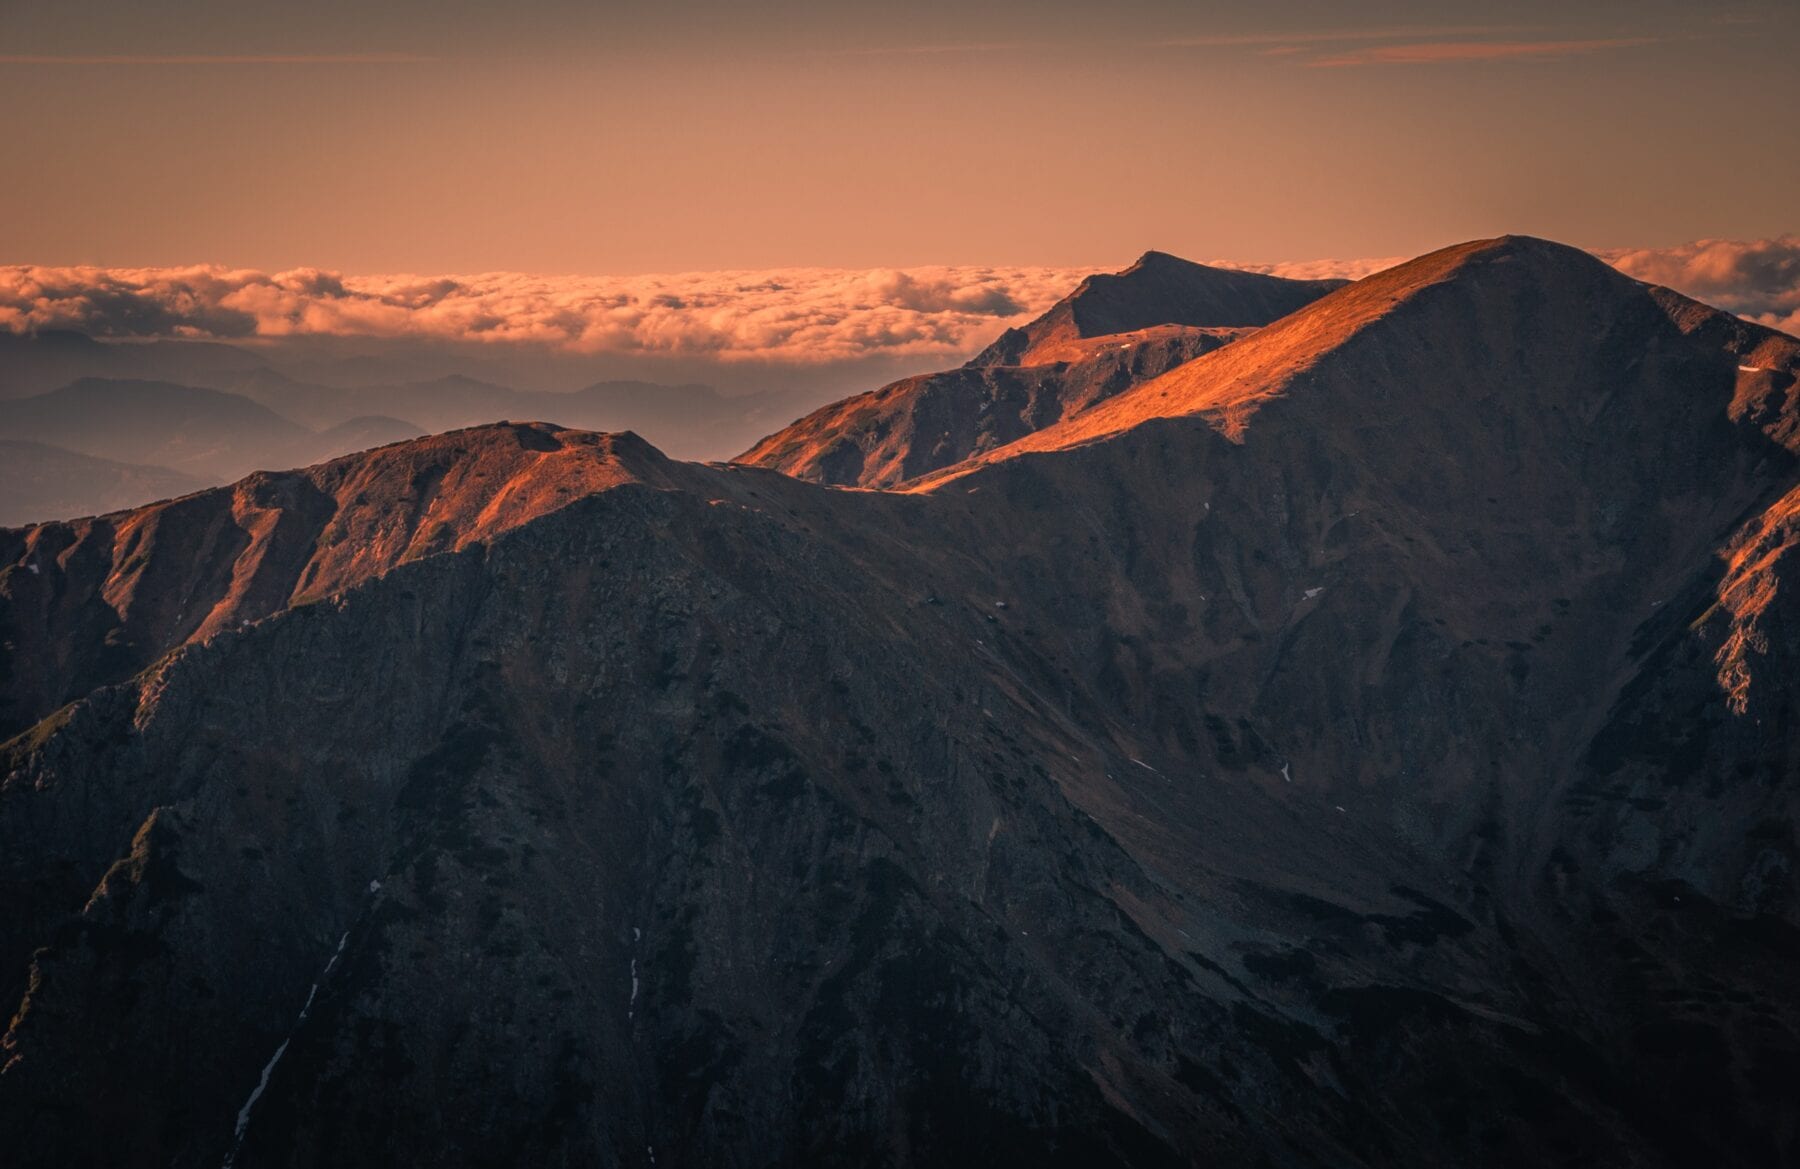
[0,377,314,480]
[0,330,845,466]
[310,415,428,456]
[0,440,204,526]
[0,365,827,524]
[0,331,269,399]
[226,369,821,461]
[0,380,427,520]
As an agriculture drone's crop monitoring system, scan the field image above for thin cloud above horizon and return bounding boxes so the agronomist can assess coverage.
[1155,25,1538,49]
[811,41,1043,57]
[1308,37,1658,67]
[1152,24,1668,68]
[0,52,434,66]
[1,238,1794,364]
[1603,236,1800,336]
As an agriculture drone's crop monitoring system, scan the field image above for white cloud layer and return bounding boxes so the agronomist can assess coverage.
[1601,236,1800,338]
[2,237,1794,363]
[0,263,1095,364]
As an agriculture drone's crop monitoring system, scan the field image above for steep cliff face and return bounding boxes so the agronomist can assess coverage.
[737,252,1343,488]
[4,238,1800,1168]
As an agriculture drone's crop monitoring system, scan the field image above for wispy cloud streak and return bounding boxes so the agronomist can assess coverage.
[1308,38,1657,67]
[813,41,1041,57]
[1156,25,1535,49]
[0,53,433,65]
[1152,25,1663,68]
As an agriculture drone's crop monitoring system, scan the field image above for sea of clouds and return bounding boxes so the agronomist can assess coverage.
[1600,237,1800,337]
[1,237,1794,362]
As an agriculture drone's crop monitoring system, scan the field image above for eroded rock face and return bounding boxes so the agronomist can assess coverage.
[4,237,1800,1168]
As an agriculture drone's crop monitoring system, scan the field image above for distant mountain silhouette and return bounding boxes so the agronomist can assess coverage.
[0,440,203,526]
[310,415,429,455]
[512,381,814,460]
[0,378,315,480]
[0,331,268,399]
[0,369,817,525]
[225,368,818,461]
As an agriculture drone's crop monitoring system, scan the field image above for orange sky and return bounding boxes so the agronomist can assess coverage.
[2,0,1796,274]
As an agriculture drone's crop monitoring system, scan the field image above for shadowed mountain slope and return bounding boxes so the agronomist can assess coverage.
[737,253,1345,488]
[968,249,1349,367]
[3,238,1799,1168]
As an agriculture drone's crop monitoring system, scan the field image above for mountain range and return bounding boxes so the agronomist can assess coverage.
[0,366,826,526]
[738,251,1344,486]
[0,440,207,529]
[2,236,1798,1167]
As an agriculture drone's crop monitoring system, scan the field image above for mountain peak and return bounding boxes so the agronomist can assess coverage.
[1394,233,1623,287]
[1472,231,1584,256]
[740,254,1344,487]
[993,250,1348,364]
[912,234,1800,486]
[1126,248,1196,270]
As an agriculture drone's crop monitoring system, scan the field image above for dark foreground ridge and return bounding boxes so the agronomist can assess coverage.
[3,237,1800,1167]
